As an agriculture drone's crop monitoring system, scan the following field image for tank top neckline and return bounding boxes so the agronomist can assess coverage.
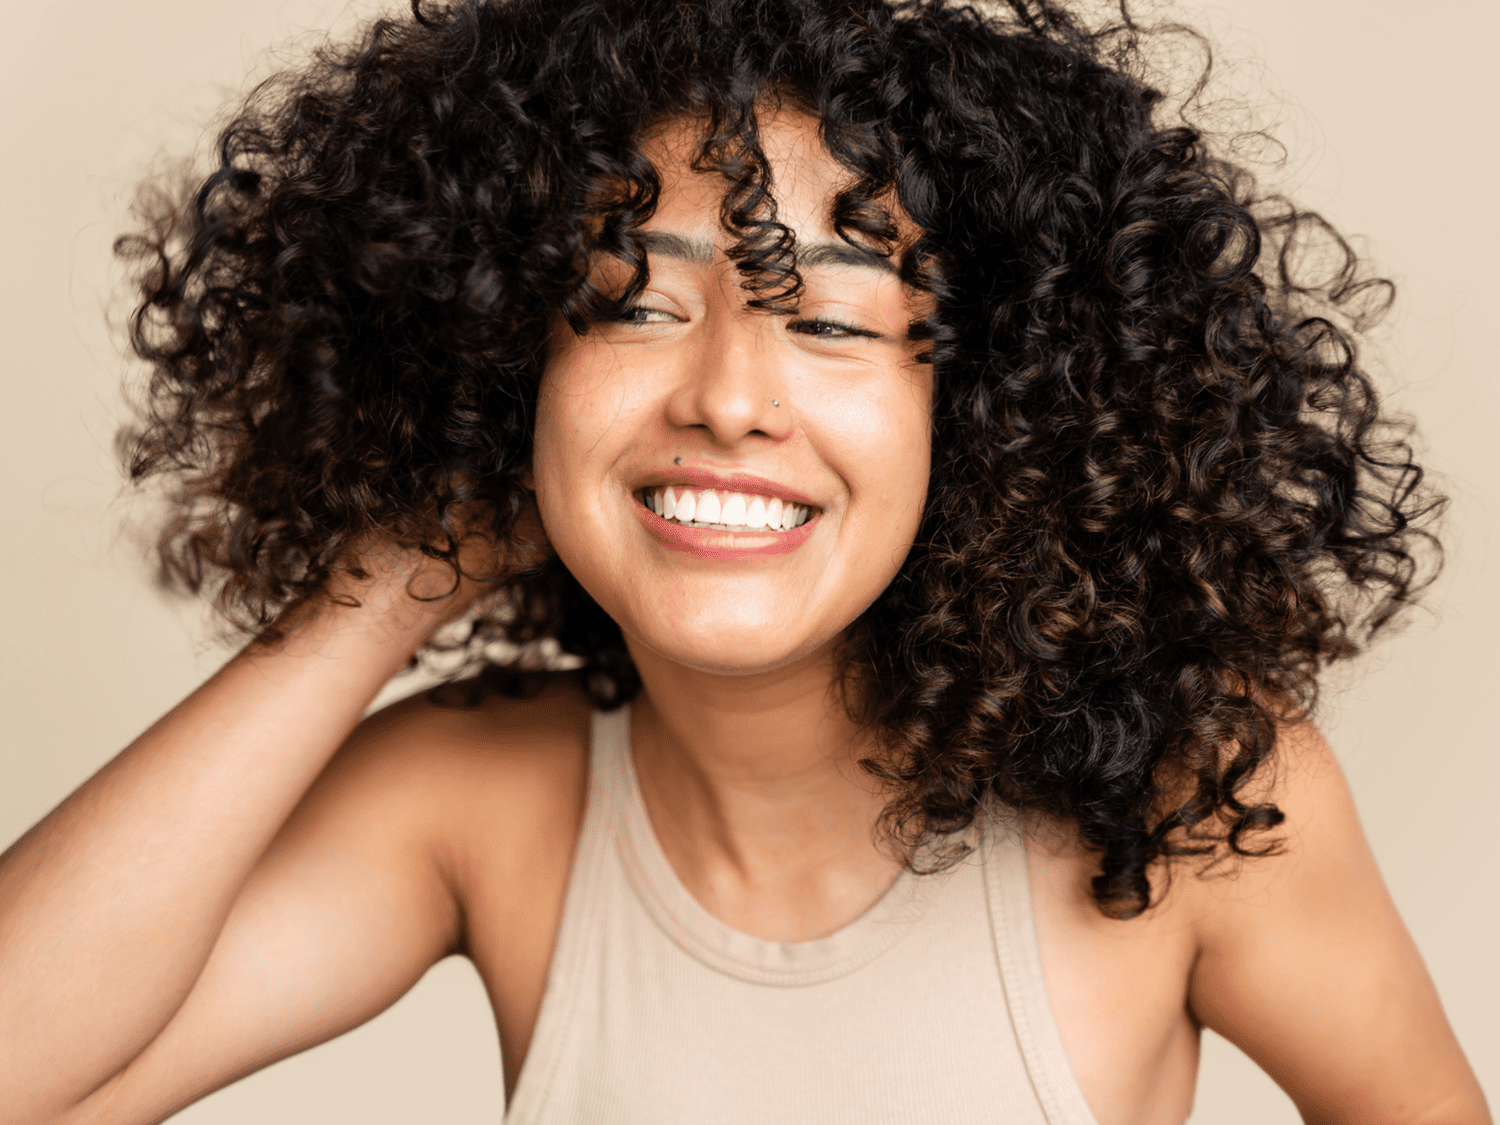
[606,706,947,987]
[502,705,1102,1125]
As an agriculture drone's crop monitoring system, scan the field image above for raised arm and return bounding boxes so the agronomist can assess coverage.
[0,550,492,1125]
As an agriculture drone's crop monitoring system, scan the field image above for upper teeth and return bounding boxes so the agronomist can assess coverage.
[644,487,812,532]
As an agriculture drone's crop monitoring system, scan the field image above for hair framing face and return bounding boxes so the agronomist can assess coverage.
[116,0,1441,916]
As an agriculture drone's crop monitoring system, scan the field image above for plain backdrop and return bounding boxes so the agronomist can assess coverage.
[1,1,1494,1121]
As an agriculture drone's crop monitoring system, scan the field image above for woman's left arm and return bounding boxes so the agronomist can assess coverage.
[1187,722,1491,1125]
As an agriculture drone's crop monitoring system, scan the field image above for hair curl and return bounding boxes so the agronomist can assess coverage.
[117,0,1441,917]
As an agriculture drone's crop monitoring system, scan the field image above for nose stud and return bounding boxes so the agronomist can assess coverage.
[772,399,780,407]
[674,457,683,465]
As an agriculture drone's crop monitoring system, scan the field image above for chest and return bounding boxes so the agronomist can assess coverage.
[460,816,1201,1124]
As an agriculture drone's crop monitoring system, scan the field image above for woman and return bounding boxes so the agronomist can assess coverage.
[0,0,1489,1122]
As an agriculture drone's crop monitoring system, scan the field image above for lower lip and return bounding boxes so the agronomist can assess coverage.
[632,501,818,560]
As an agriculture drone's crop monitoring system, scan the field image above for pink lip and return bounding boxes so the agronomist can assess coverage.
[632,466,820,509]
[632,499,818,560]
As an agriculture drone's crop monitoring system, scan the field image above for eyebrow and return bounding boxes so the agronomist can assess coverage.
[638,230,898,276]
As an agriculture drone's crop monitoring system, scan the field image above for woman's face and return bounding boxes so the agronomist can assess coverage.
[533,113,932,676]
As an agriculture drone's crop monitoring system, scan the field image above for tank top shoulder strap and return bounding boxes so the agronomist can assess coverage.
[980,812,1099,1125]
[503,705,630,1114]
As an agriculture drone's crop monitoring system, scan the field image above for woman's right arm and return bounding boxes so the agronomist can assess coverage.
[0,556,484,1125]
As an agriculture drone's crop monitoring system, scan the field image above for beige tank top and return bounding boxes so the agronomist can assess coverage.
[503,706,1099,1124]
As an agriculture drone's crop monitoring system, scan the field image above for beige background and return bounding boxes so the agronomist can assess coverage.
[1,1,1494,1120]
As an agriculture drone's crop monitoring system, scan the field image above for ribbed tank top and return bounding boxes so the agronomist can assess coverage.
[503,707,1100,1124]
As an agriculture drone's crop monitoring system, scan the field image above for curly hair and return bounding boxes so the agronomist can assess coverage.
[116,0,1441,917]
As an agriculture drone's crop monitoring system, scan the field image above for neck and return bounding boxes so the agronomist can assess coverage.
[624,636,902,940]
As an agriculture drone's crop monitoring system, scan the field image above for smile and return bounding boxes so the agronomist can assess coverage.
[632,485,821,560]
[638,486,815,533]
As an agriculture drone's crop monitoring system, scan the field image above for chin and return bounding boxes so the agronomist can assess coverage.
[622,615,837,678]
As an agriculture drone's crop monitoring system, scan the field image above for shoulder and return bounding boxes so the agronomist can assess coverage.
[1181,716,1363,943]
[1183,718,1489,1123]
[347,672,594,788]
[1030,719,1488,1125]
[322,673,594,892]
[1180,715,1379,1020]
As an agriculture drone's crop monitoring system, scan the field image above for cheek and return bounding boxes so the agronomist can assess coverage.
[533,346,626,490]
[531,344,657,592]
[866,395,932,546]
[815,365,933,513]
[531,364,601,550]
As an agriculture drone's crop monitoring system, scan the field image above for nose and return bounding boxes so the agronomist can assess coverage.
[663,300,795,447]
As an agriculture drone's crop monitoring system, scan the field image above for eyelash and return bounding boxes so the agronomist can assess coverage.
[788,317,882,340]
[613,306,676,325]
[614,306,881,340]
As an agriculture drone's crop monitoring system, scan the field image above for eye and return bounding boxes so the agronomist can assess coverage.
[787,317,883,340]
[614,305,681,325]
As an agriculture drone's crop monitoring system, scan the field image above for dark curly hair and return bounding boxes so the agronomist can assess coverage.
[116,0,1441,917]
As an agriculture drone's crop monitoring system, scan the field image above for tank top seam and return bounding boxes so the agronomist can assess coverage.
[616,823,926,987]
[982,816,1101,1125]
[501,708,620,1123]
[613,725,936,986]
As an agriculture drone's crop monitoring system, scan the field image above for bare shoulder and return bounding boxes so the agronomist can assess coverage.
[1028,719,1489,1125]
[338,674,594,885]
[1172,719,1349,927]
[1184,718,1490,1124]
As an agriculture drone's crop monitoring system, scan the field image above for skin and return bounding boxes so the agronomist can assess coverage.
[533,114,930,942]
[0,113,1488,1125]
